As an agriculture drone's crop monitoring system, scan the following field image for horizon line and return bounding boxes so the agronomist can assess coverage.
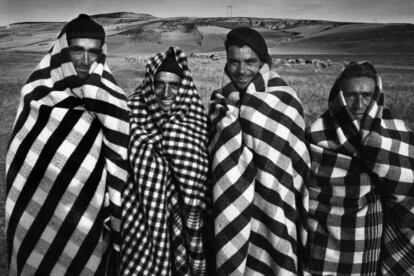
[2,12,414,27]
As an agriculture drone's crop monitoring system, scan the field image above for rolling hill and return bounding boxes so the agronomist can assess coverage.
[0,12,413,56]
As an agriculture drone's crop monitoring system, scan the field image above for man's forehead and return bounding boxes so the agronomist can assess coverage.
[342,77,376,86]
[68,38,102,49]
[341,77,376,93]
[155,71,181,83]
[227,45,259,59]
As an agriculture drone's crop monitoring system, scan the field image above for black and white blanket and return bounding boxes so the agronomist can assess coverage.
[306,68,414,275]
[209,63,310,275]
[6,33,129,275]
[122,47,210,276]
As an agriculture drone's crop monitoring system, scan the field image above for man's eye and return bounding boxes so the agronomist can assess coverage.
[88,52,99,59]
[229,60,239,66]
[344,92,356,99]
[246,60,258,66]
[89,49,102,55]
[71,49,83,55]
[154,82,164,89]
[170,84,179,90]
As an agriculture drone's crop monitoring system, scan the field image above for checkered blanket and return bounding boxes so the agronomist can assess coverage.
[122,47,210,276]
[209,63,310,275]
[306,69,414,275]
[5,33,129,275]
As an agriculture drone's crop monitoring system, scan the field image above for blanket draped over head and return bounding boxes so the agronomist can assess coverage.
[5,33,130,275]
[305,65,414,275]
[209,63,310,275]
[122,47,210,276]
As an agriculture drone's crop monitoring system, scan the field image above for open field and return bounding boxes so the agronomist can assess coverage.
[1,12,414,273]
[1,51,414,273]
[1,50,414,273]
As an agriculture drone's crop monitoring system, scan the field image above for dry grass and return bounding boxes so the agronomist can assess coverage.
[0,82,23,275]
[0,53,41,274]
[380,70,414,128]
[0,53,413,274]
[189,58,226,105]
[279,66,338,126]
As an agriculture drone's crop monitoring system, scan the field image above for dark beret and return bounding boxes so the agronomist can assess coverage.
[62,14,105,42]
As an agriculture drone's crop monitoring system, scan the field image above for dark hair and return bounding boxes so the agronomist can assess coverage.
[338,61,377,87]
[225,35,248,52]
[225,26,271,65]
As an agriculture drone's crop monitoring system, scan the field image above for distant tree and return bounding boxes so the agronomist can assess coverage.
[183,23,197,33]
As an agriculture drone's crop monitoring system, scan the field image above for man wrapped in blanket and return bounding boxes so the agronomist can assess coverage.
[122,47,210,275]
[305,61,414,275]
[209,26,310,275]
[5,14,129,275]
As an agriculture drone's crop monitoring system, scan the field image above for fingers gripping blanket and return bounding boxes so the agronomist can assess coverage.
[123,47,210,276]
[306,72,414,275]
[5,34,129,275]
[209,64,310,275]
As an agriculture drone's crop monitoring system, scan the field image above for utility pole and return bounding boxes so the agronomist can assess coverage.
[226,0,232,17]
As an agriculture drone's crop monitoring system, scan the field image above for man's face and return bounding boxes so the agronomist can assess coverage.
[342,77,376,122]
[154,71,181,112]
[226,45,263,91]
[68,38,102,80]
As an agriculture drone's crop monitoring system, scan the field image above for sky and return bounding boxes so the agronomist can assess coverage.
[1,0,413,26]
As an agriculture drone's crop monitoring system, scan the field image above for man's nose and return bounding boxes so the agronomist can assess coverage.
[81,52,90,65]
[356,94,364,108]
[162,85,171,97]
[238,62,246,74]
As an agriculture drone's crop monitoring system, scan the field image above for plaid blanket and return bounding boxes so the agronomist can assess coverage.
[209,63,310,275]
[5,33,129,275]
[305,67,414,275]
[122,47,210,276]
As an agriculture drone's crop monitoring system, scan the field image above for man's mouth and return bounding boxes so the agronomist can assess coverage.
[159,99,174,106]
[76,67,89,72]
[236,77,250,83]
[352,111,365,118]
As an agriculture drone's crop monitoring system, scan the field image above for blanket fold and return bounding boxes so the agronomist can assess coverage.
[122,47,210,276]
[209,64,310,275]
[6,34,129,275]
[306,69,414,275]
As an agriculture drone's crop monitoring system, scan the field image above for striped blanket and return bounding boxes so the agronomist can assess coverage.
[209,63,310,275]
[122,47,210,276]
[5,33,129,275]
[306,69,414,275]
